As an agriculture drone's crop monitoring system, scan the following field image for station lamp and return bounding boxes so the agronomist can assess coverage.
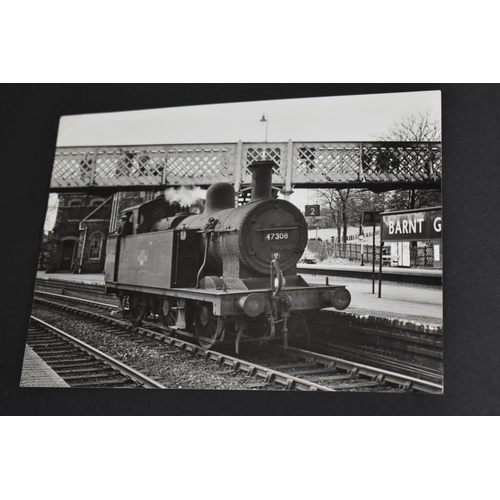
[260,113,268,142]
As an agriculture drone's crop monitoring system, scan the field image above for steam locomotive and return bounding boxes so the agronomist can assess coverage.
[104,161,351,352]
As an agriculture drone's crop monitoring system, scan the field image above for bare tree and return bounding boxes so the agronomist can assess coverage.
[338,189,350,242]
[317,188,351,242]
[317,189,340,241]
[315,189,337,229]
[387,188,441,211]
[311,110,441,244]
[377,109,442,262]
[379,109,441,142]
[378,109,441,210]
[349,189,381,235]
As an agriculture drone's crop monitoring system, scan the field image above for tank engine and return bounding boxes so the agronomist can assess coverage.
[105,161,351,352]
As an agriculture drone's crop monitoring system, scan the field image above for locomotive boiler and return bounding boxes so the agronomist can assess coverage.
[104,160,351,352]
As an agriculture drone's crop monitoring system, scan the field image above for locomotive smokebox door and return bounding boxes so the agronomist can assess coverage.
[173,229,201,287]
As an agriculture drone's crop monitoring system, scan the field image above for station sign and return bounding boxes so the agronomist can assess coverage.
[381,207,442,242]
[305,205,320,217]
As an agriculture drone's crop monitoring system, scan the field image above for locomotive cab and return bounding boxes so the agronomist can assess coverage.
[123,197,178,235]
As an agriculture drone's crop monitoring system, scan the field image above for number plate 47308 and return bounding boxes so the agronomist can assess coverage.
[264,232,289,241]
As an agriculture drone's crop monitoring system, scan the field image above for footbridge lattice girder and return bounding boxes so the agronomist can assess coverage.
[50,140,442,193]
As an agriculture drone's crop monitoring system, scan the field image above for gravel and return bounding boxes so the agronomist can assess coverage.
[30,304,284,390]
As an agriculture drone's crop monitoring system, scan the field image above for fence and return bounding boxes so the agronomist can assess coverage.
[306,241,435,268]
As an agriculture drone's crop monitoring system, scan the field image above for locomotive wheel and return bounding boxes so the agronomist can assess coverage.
[287,313,311,348]
[119,295,130,317]
[159,298,177,328]
[194,303,225,349]
[130,293,148,327]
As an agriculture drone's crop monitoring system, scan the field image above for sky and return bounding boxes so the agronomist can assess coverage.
[46,91,441,231]
[57,91,441,146]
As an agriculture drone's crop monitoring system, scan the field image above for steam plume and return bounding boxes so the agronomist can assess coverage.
[164,186,205,207]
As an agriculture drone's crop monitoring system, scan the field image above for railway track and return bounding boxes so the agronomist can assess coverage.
[32,291,443,393]
[310,338,443,383]
[27,315,166,389]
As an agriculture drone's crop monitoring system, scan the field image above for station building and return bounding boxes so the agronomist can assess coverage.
[44,191,193,274]
[45,194,111,274]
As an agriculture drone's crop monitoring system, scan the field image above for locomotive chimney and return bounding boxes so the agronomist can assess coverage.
[248,160,275,201]
[204,182,236,214]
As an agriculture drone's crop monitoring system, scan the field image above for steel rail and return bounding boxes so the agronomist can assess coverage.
[32,300,336,391]
[32,296,440,393]
[285,346,443,394]
[313,339,442,378]
[30,315,166,389]
[32,297,345,391]
[154,340,338,392]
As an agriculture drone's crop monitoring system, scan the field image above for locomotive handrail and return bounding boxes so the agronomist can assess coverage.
[207,228,238,234]
[196,217,221,288]
[270,259,283,299]
[257,225,301,232]
[196,230,213,288]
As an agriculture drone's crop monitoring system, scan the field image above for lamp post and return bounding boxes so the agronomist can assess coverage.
[260,113,268,142]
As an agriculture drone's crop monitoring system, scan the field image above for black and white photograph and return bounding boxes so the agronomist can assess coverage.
[2,3,500,496]
[21,90,443,393]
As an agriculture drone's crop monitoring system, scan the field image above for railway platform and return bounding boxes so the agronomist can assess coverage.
[298,262,442,279]
[298,263,442,287]
[36,272,105,287]
[305,274,442,325]
[20,345,69,388]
